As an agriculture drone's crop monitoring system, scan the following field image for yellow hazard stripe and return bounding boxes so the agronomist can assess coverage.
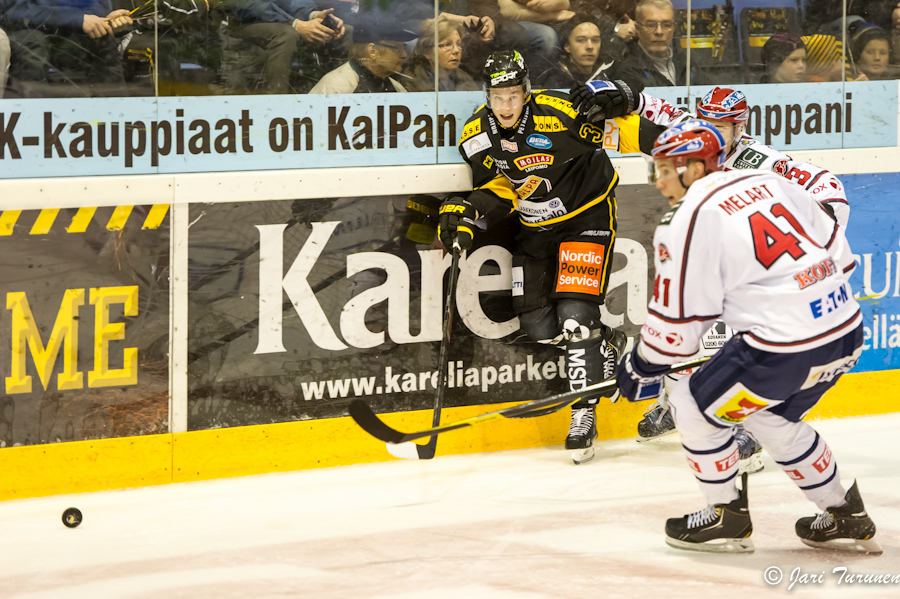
[106,206,135,231]
[30,209,60,235]
[142,204,170,229]
[66,207,98,233]
[0,210,21,235]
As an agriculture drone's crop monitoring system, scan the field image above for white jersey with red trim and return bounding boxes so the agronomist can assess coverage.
[637,93,850,230]
[640,170,860,365]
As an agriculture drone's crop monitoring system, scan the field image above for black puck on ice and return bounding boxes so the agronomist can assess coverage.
[62,507,83,528]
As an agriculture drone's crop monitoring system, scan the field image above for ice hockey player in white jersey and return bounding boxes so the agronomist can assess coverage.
[637,87,850,230]
[615,120,880,554]
[631,86,849,453]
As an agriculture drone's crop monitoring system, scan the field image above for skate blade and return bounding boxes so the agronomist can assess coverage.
[665,536,755,554]
[738,453,764,475]
[571,447,595,465]
[635,428,678,443]
[800,537,883,555]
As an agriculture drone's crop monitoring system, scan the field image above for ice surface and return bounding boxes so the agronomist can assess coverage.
[2,413,900,598]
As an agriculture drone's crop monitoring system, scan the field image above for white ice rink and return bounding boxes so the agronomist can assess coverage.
[2,413,900,599]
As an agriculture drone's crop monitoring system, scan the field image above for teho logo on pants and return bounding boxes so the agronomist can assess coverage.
[556,241,605,295]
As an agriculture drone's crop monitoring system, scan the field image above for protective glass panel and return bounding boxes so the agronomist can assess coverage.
[1,0,152,98]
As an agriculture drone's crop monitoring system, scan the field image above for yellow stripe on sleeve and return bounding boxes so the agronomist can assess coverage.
[66,207,98,233]
[475,174,517,202]
[29,209,60,235]
[612,114,643,155]
[0,210,22,236]
[142,204,170,229]
[106,206,135,231]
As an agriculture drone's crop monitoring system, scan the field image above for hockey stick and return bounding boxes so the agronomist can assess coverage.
[386,241,462,460]
[350,355,711,446]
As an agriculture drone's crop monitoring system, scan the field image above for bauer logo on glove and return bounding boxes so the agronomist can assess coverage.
[615,347,670,402]
[438,196,478,251]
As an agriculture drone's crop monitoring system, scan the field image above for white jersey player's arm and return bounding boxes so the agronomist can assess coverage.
[732,139,850,230]
[777,157,849,230]
[639,194,724,366]
[777,178,857,276]
[635,93,691,127]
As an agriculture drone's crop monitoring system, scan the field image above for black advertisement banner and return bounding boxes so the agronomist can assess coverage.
[0,205,170,446]
[188,185,667,429]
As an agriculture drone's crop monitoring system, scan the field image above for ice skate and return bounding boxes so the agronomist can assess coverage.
[796,480,882,554]
[566,405,597,465]
[665,473,754,553]
[734,427,764,475]
[636,397,676,442]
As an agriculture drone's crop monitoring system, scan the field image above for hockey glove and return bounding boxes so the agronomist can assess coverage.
[569,79,638,120]
[438,196,477,251]
[616,346,670,402]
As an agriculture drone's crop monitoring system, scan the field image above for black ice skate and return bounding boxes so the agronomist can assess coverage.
[665,473,754,553]
[636,399,676,442]
[566,406,597,465]
[795,480,882,554]
[734,427,764,475]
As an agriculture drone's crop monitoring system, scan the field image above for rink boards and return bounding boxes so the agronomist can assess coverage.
[0,161,898,500]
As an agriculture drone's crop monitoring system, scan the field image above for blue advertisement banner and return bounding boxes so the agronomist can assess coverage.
[0,81,896,178]
[845,173,900,373]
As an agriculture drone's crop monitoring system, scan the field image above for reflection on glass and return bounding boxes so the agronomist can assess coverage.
[402,17,478,92]
[1,0,146,97]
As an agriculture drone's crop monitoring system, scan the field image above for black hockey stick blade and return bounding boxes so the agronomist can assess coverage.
[350,355,711,445]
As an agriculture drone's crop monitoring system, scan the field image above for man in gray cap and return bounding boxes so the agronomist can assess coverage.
[310,14,417,93]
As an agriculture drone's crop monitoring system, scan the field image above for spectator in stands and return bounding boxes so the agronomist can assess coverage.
[497,0,571,70]
[760,33,806,83]
[0,27,8,98]
[402,17,479,92]
[2,0,133,97]
[617,0,692,86]
[802,34,843,82]
[536,16,617,87]
[309,15,416,93]
[892,1,900,66]
[852,24,891,79]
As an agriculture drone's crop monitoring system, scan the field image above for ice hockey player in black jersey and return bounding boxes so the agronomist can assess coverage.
[439,50,666,464]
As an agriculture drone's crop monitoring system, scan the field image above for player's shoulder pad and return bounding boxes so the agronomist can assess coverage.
[459,108,490,145]
[664,170,751,226]
[532,89,580,121]
[728,136,789,172]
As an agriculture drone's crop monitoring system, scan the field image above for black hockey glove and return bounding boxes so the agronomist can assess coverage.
[438,195,477,251]
[569,79,639,120]
[616,346,670,402]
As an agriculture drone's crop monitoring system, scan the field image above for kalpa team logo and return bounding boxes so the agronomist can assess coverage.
[514,153,553,171]
[513,174,551,200]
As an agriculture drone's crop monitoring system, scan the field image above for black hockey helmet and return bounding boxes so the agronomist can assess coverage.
[483,51,531,96]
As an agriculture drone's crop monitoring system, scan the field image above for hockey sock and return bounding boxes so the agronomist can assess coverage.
[565,336,603,396]
[668,380,740,505]
[742,414,845,510]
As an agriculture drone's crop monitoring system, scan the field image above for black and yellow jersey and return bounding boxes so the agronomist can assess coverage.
[458,89,664,229]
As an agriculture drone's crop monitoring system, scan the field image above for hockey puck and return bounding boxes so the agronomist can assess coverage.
[62,507,83,528]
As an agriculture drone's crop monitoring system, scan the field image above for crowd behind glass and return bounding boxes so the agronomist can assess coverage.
[0,0,897,98]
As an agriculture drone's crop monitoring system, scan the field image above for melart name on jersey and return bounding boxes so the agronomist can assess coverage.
[643,170,858,363]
